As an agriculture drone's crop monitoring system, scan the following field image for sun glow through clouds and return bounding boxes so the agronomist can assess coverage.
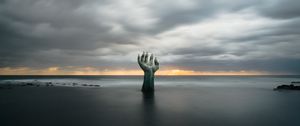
[0,67,268,75]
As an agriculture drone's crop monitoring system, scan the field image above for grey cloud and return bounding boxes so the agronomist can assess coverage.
[171,47,226,57]
[0,0,300,74]
[256,0,300,19]
[0,0,138,67]
[148,0,263,33]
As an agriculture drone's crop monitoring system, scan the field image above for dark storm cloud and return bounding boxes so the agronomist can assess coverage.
[256,0,300,19]
[0,0,300,74]
[0,0,139,67]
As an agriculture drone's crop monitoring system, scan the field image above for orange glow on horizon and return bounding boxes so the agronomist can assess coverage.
[0,67,269,75]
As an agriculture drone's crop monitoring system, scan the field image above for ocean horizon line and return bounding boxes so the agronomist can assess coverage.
[0,74,299,77]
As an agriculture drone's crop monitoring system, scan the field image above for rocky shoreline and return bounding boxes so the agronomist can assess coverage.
[0,80,101,89]
[274,81,300,90]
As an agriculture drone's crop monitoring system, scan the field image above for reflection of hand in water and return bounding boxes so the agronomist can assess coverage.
[142,92,155,109]
[143,92,155,101]
[138,52,159,92]
[142,92,156,126]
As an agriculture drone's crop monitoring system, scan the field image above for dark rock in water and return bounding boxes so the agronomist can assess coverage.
[82,84,88,86]
[274,81,300,90]
[45,82,54,87]
[26,83,34,86]
[72,83,78,86]
[45,82,52,84]
[291,81,300,84]
[274,84,300,90]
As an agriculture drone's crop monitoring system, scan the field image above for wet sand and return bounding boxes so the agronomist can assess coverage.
[1,85,300,126]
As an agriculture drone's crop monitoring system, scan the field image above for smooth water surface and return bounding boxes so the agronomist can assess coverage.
[0,75,300,126]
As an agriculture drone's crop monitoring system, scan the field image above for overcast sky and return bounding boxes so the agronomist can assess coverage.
[0,0,300,75]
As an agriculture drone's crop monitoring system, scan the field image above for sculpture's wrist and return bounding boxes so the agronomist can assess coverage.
[144,70,154,80]
[142,70,155,92]
[144,69,154,75]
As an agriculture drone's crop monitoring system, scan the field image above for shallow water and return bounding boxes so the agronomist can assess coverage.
[0,75,300,126]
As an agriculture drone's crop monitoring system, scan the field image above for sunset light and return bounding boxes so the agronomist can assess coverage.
[0,67,267,76]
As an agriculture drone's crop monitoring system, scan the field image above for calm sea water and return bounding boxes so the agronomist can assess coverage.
[1,75,300,126]
[1,75,300,88]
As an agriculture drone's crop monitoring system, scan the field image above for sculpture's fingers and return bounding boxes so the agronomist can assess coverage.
[154,57,159,66]
[149,53,154,65]
[137,54,141,64]
[153,57,159,72]
[144,52,149,63]
[141,52,145,63]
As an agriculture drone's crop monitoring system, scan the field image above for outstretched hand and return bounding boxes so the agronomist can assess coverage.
[138,52,159,73]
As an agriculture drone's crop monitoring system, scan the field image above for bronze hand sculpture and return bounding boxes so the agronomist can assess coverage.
[138,52,159,92]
